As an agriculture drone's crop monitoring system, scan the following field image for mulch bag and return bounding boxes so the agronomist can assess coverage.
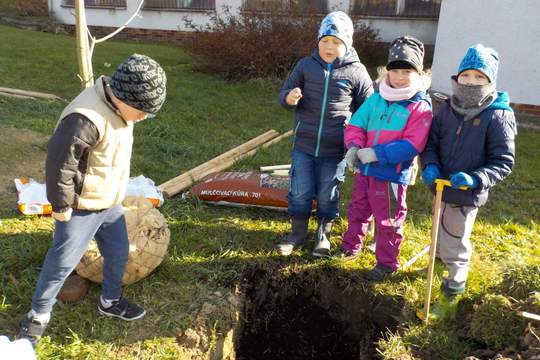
[14,175,163,215]
[76,197,170,285]
[187,171,303,211]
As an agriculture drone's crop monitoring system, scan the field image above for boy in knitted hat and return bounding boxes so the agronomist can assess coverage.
[421,44,516,305]
[335,36,433,282]
[276,11,374,257]
[18,54,167,346]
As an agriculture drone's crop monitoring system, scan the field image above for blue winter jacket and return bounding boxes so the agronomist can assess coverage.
[279,49,373,157]
[420,91,517,207]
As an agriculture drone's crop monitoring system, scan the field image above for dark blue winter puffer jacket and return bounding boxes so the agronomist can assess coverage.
[279,49,373,157]
[421,92,517,207]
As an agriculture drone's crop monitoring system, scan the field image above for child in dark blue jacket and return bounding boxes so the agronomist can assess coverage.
[276,11,373,257]
[421,44,517,301]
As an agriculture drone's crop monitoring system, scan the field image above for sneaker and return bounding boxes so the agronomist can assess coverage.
[276,240,303,256]
[18,315,48,347]
[365,264,394,282]
[98,297,146,321]
[332,248,359,261]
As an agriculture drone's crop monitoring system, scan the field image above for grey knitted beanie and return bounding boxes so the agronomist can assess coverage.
[110,54,167,115]
[386,36,425,72]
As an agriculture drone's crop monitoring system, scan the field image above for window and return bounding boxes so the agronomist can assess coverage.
[242,0,328,13]
[351,0,441,18]
[142,0,215,10]
[62,0,127,8]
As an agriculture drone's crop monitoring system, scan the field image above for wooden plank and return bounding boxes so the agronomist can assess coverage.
[158,129,280,197]
[240,129,292,159]
[0,91,35,99]
[260,164,291,172]
[271,169,289,176]
[0,87,62,100]
[519,311,540,322]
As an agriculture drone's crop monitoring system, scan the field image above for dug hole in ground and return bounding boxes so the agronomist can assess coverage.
[174,261,403,360]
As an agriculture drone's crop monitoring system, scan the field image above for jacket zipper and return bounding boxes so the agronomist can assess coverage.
[315,63,332,157]
[364,103,394,175]
[449,118,465,166]
[292,120,301,147]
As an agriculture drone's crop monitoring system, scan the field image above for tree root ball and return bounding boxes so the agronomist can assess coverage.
[57,275,90,303]
[76,197,170,285]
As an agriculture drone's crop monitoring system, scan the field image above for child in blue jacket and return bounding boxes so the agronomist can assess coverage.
[421,44,517,301]
[276,11,374,257]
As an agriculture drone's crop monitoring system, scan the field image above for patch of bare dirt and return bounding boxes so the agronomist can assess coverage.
[0,125,48,211]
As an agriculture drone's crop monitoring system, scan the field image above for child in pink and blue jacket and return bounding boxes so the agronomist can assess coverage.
[335,36,433,281]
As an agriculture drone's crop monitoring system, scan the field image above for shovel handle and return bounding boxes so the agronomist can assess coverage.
[435,179,468,191]
[421,178,467,324]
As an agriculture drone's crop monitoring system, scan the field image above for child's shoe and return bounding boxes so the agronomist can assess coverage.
[18,314,48,347]
[98,297,146,321]
[332,248,359,261]
[276,217,309,256]
[440,278,465,298]
[312,218,333,258]
[420,293,460,322]
[365,264,394,282]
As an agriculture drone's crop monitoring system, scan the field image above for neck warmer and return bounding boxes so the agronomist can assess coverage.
[450,77,497,121]
[379,75,420,102]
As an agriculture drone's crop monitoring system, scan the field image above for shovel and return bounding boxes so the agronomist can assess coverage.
[416,179,467,324]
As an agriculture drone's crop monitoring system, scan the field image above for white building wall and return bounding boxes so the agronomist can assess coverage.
[50,0,242,31]
[356,17,438,45]
[50,0,439,44]
[431,0,540,106]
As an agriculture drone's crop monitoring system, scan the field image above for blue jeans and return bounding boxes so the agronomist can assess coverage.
[31,204,129,313]
[288,149,345,220]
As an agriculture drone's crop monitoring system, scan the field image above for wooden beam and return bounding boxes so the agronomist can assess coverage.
[0,87,62,100]
[158,130,280,197]
[519,311,540,322]
[260,164,291,172]
[271,169,289,177]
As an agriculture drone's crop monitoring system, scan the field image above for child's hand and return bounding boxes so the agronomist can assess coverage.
[286,88,303,106]
[450,172,478,189]
[52,208,72,222]
[345,147,360,173]
[357,148,378,164]
[422,164,440,185]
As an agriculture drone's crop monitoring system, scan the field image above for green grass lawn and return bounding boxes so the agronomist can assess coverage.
[1,23,539,359]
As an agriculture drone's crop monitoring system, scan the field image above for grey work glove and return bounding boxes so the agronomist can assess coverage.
[345,147,360,173]
[357,147,378,164]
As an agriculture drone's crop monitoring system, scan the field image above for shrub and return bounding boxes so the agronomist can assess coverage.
[183,6,379,80]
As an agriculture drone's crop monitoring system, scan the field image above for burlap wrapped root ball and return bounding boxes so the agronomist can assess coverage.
[76,197,170,285]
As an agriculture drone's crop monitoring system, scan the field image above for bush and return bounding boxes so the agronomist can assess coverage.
[183,6,379,80]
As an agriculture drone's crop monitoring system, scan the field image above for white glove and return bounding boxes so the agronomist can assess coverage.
[345,147,360,173]
[356,148,378,164]
[52,208,72,222]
